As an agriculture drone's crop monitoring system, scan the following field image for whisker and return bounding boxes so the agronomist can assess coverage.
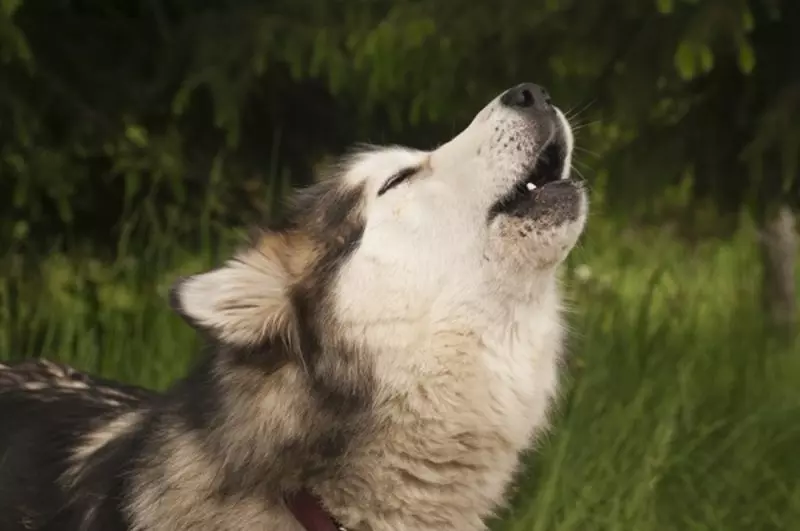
[570,120,602,132]
[574,146,602,159]
[571,158,594,170]
[564,99,597,122]
[570,164,587,180]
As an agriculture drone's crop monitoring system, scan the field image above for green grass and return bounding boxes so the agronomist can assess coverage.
[1,212,798,530]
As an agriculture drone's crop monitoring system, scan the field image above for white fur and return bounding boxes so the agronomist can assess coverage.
[172,88,587,530]
[178,244,296,345]
[324,95,585,529]
[554,107,574,180]
[66,410,144,486]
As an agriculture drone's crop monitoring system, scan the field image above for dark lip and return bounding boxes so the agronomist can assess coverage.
[488,140,567,221]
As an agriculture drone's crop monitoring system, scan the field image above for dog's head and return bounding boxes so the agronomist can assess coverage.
[171,83,587,378]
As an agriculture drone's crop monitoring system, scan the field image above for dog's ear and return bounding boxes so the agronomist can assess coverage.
[169,231,314,347]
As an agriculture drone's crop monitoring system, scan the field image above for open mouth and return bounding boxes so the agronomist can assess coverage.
[488,141,567,220]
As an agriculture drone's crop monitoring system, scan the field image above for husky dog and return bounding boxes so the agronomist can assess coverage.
[0,83,587,531]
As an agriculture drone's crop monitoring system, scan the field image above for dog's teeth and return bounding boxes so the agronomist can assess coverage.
[525,182,536,191]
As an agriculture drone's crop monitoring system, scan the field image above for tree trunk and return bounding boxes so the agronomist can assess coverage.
[759,205,797,331]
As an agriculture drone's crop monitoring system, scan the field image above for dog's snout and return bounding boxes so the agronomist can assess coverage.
[500,83,552,112]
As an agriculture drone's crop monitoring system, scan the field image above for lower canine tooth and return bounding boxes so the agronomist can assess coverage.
[525,182,536,191]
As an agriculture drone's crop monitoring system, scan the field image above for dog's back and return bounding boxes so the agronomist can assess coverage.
[0,360,153,530]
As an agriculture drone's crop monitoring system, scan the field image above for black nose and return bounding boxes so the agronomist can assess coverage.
[500,83,552,111]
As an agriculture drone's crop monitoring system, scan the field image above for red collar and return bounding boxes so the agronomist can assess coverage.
[285,489,347,531]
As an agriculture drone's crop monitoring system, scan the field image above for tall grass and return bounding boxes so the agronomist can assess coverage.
[1,207,798,530]
[493,219,800,530]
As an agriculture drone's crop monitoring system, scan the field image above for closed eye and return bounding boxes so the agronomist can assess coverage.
[377,166,418,196]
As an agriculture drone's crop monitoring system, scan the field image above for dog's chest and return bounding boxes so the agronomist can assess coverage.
[324,306,564,530]
[375,299,564,451]
[478,305,563,445]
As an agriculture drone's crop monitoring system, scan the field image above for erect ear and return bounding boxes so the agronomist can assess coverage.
[169,231,314,347]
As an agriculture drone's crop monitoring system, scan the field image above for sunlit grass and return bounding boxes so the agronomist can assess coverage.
[1,212,798,530]
[492,219,800,531]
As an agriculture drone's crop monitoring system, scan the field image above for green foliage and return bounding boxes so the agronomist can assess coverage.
[1,0,797,252]
[656,0,674,15]
[0,0,30,66]
[738,40,756,74]
[491,216,800,530]
[2,209,797,529]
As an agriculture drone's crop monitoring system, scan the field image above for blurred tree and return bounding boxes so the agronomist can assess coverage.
[0,0,796,326]
[0,0,358,252]
[573,0,798,330]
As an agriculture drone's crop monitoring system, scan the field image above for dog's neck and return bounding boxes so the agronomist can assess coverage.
[132,286,563,531]
[303,291,565,530]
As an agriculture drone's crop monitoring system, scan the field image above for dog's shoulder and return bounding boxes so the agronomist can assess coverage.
[0,359,155,531]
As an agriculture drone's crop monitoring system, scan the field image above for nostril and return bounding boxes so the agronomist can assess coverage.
[501,83,553,111]
[518,88,535,108]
